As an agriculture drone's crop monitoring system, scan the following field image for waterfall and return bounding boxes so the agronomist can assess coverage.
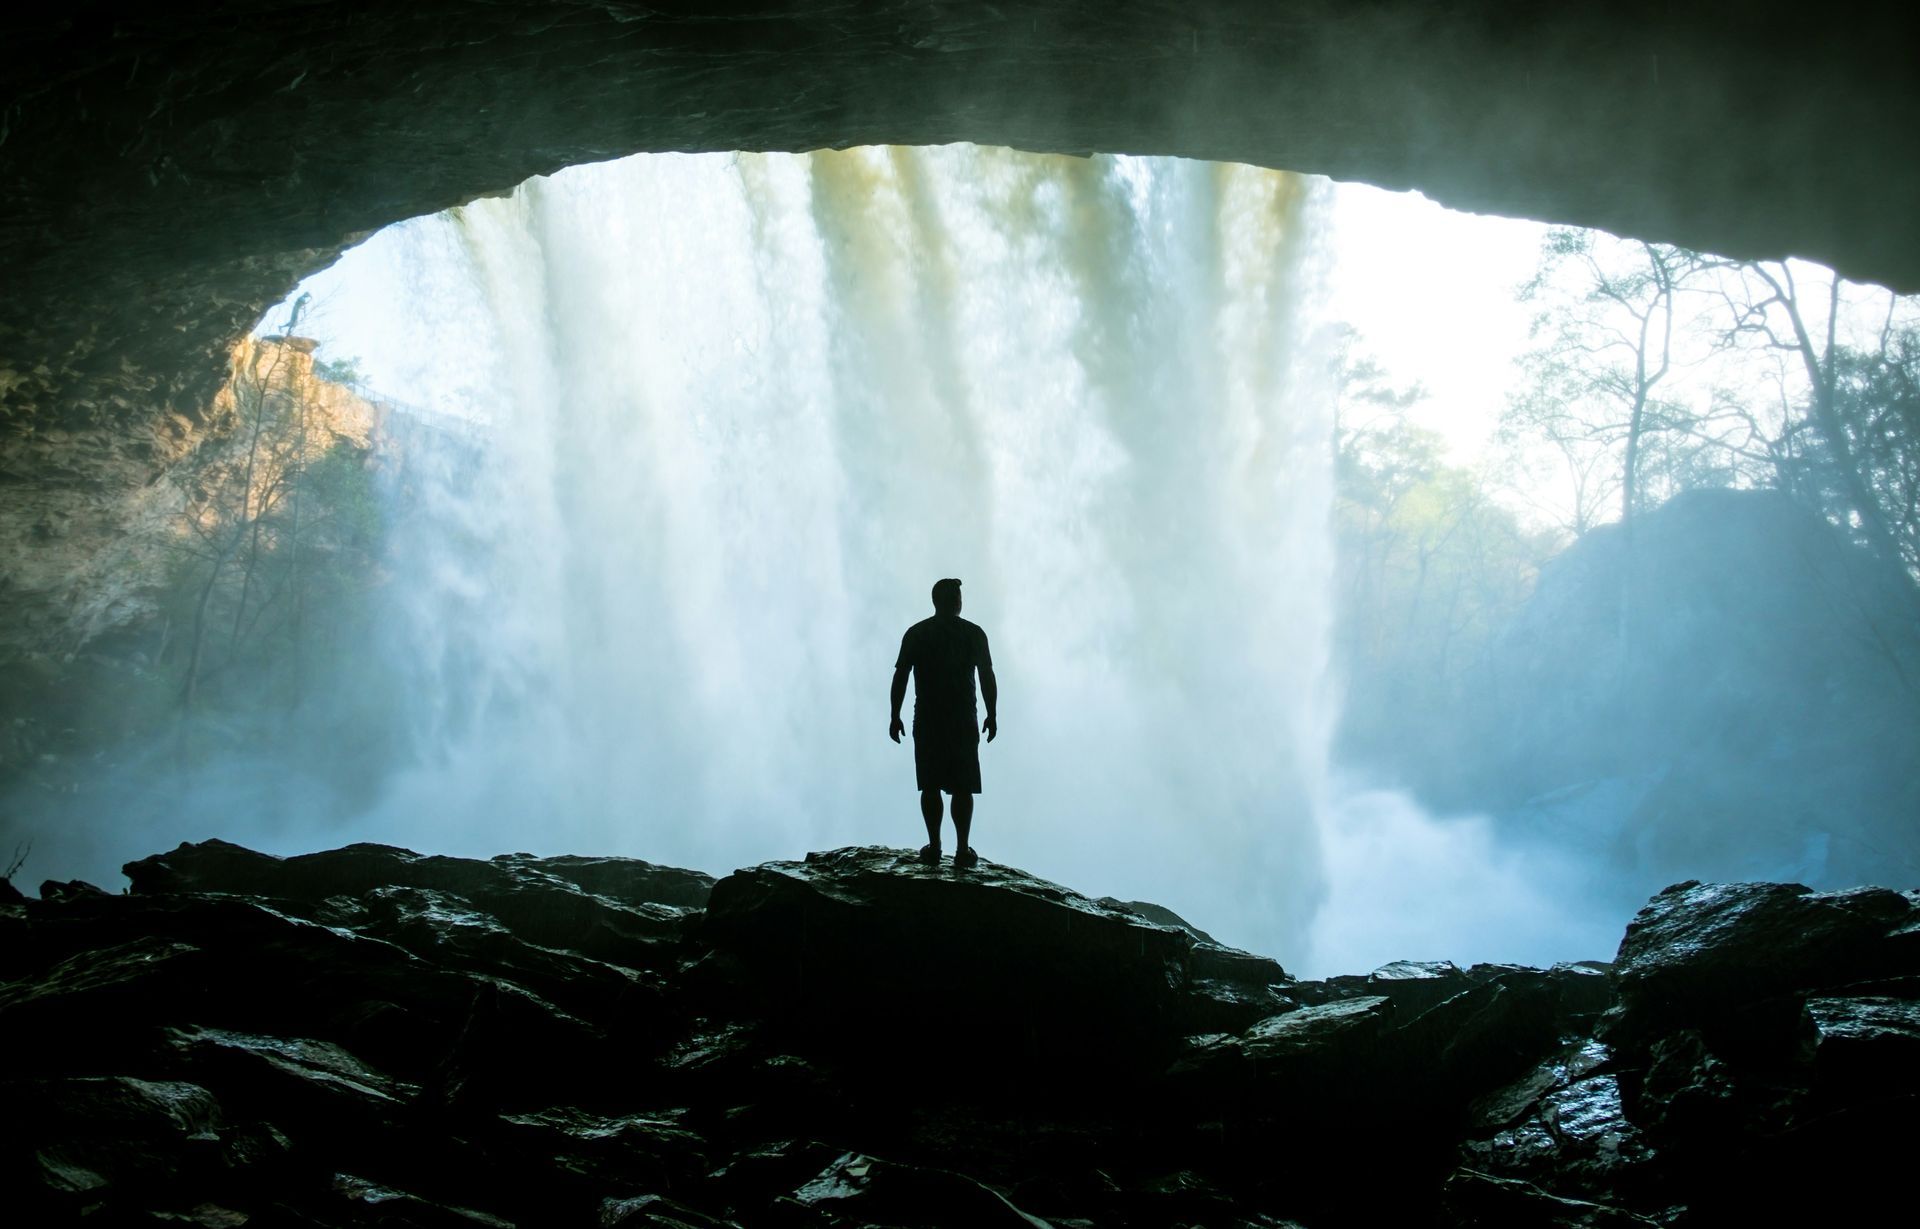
[312,146,1340,963]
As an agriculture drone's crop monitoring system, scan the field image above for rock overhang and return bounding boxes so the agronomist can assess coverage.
[2,0,1917,447]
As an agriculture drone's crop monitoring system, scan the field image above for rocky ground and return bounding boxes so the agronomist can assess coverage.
[4,841,1917,1227]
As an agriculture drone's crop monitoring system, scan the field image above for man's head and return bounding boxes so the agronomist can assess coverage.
[931,578,963,615]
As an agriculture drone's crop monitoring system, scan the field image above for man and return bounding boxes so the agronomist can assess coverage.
[889,578,997,867]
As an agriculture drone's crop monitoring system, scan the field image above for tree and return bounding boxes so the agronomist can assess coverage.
[167,303,380,716]
[1710,261,1920,573]
[1332,337,1556,784]
[1828,324,1920,574]
[1502,231,1710,536]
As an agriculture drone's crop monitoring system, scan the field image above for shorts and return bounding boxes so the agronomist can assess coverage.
[913,714,981,794]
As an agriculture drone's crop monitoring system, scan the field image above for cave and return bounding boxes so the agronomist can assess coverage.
[5,4,1920,1227]
[6,1,1920,438]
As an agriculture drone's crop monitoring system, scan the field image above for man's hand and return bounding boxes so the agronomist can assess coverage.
[983,714,997,743]
[889,715,905,743]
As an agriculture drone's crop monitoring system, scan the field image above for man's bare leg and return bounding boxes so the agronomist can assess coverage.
[919,789,943,861]
[951,791,974,863]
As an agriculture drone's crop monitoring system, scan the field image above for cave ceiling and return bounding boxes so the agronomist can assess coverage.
[2,0,1917,440]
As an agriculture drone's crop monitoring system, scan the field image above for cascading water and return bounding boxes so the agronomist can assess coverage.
[275,144,1624,975]
[309,146,1339,962]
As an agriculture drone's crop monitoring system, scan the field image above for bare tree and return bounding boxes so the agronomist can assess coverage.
[171,295,373,712]
[1712,262,1915,570]
[1504,231,1709,533]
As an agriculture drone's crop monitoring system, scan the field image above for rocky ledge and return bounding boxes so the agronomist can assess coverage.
[4,843,1917,1227]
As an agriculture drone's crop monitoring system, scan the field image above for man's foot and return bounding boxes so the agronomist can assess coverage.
[917,843,941,865]
[954,846,978,869]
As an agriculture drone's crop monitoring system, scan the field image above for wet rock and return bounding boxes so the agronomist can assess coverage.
[1169,996,1399,1111]
[490,1106,711,1218]
[1550,963,1616,1019]
[1244,995,1395,1066]
[38,878,111,902]
[789,1150,1051,1228]
[126,839,712,912]
[0,935,211,1063]
[1631,1030,1748,1139]
[125,840,706,969]
[1459,1072,1658,1208]
[1606,880,1917,1053]
[344,885,660,1022]
[600,1192,740,1228]
[1803,994,1920,1100]
[326,1173,515,1228]
[1385,967,1580,1112]
[1468,1039,1613,1135]
[2,1076,275,1218]
[698,847,1236,1079]
[704,1140,844,1217]
[503,853,713,910]
[10,842,1917,1228]
[1184,976,1298,1035]
[1365,959,1473,1015]
[166,1025,416,1140]
[1441,1169,1668,1228]
[1099,897,1219,944]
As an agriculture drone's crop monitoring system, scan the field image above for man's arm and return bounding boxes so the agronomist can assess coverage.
[889,665,909,743]
[980,665,998,742]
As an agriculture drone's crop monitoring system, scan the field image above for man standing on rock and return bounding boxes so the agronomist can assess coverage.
[890,578,997,867]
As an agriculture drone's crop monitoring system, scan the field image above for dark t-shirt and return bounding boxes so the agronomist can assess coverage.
[895,615,992,731]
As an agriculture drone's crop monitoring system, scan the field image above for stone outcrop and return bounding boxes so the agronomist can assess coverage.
[0,337,381,811]
[0,336,379,659]
[6,839,1918,1225]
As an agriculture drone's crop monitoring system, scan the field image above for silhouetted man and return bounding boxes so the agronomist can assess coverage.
[890,578,997,867]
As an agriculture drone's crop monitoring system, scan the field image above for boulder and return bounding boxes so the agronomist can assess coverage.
[11,840,1920,1228]
[126,839,713,911]
[1440,1169,1666,1229]
[1,1075,279,1219]
[1605,880,1918,1054]
[1456,1072,1658,1210]
[125,839,709,969]
[789,1150,1052,1229]
[1802,995,1920,1101]
[696,846,1284,1080]
[37,878,111,902]
[325,1173,515,1228]
[600,1192,741,1228]
[1242,995,1396,1067]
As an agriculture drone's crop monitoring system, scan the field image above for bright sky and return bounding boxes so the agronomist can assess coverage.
[1321,180,1553,462]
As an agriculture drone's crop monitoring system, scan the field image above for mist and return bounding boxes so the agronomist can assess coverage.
[319,145,1344,965]
[12,144,1899,979]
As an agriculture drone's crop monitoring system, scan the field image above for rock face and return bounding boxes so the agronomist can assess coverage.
[5,841,1919,1226]
[0,336,380,661]
[697,847,1290,1079]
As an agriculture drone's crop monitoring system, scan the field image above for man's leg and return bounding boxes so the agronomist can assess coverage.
[920,789,943,853]
[950,791,973,857]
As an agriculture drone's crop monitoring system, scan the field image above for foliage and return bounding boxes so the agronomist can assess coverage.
[1502,229,1920,585]
[315,355,364,387]
[1827,330,1920,574]
[1332,338,1557,774]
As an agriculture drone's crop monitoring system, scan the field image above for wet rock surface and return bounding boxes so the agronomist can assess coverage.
[5,845,1918,1226]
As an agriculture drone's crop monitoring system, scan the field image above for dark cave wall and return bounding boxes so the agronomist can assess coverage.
[3,0,1918,447]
